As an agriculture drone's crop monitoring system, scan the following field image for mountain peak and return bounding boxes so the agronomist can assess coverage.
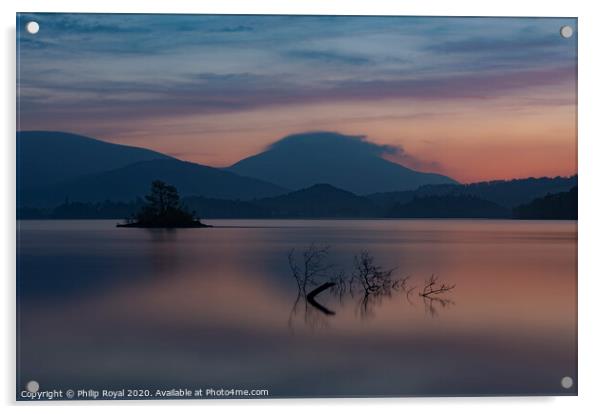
[269,131,367,149]
[265,131,402,160]
[257,183,377,217]
[228,131,456,194]
[17,130,172,193]
[305,183,346,191]
[17,130,288,206]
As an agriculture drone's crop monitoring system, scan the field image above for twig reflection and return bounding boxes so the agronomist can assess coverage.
[287,245,456,328]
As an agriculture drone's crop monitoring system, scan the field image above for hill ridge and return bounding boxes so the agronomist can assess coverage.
[228,131,457,194]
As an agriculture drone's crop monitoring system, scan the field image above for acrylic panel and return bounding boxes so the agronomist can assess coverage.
[16,13,577,400]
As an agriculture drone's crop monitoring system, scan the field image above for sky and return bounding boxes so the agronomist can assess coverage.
[17,13,577,183]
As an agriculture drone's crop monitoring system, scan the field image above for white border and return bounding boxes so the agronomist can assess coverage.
[3,1,601,413]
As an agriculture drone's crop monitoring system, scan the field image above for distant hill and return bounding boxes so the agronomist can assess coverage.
[17,131,171,196]
[18,181,578,220]
[17,130,288,205]
[369,176,577,209]
[20,184,380,219]
[50,200,143,220]
[44,184,379,219]
[16,130,577,220]
[513,187,577,219]
[48,159,288,203]
[389,194,510,219]
[256,183,379,218]
[182,196,269,219]
[228,131,456,194]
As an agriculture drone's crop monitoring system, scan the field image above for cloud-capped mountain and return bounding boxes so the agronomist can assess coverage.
[228,132,456,194]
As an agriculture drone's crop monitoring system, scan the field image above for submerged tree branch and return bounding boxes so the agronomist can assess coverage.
[419,274,455,297]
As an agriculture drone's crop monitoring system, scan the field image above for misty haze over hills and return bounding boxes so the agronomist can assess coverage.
[229,132,456,194]
[17,130,576,219]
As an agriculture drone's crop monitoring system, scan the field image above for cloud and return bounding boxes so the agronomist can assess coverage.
[333,65,575,101]
[264,131,446,174]
[268,131,399,155]
[211,25,254,33]
[17,64,576,132]
[384,151,446,174]
[284,49,373,65]
[428,35,562,53]
[16,13,577,139]
[426,33,576,73]
[19,13,152,34]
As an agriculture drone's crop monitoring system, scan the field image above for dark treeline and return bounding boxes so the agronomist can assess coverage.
[18,177,578,220]
[513,186,577,219]
[17,199,144,219]
[389,194,511,218]
[368,175,577,208]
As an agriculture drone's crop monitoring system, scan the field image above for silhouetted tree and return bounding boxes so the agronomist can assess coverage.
[119,180,209,227]
[145,180,180,215]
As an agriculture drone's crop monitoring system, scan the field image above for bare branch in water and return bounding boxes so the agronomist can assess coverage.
[329,269,348,303]
[416,274,456,317]
[348,251,415,319]
[419,274,455,297]
[422,296,455,317]
[288,244,339,328]
[288,249,302,292]
[287,246,455,324]
[288,244,334,297]
[307,282,336,315]
[350,251,401,296]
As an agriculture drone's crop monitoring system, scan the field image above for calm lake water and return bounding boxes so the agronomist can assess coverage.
[17,219,577,398]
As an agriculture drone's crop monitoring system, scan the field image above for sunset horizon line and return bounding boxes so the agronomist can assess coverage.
[17,128,577,186]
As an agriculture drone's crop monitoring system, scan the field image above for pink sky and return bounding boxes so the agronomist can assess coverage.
[18,14,577,183]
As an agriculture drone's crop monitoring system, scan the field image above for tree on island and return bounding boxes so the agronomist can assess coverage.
[117,180,211,228]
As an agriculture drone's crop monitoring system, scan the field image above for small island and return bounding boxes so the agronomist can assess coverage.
[117,180,211,228]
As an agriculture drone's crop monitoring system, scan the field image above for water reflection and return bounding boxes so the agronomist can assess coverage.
[287,245,456,327]
[417,274,456,317]
[421,295,455,317]
[17,219,577,397]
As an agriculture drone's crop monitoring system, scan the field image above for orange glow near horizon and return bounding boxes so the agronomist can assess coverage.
[31,88,575,184]
[18,15,577,184]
